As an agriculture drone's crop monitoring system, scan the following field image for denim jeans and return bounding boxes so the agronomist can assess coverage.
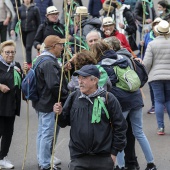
[116,108,154,168]
[150,80,170,128]
[36,111,60,169]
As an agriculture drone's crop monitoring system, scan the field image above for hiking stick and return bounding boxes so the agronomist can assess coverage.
[74,17,77,53]
[79,14,82,52]
[141,0,146,58]
[107,0,112,17]
[14,0,29,169]
[50,45,67,170]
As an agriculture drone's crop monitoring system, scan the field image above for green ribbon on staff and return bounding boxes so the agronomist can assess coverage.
[142,0,153,8]
[53,25,64,35]
[15,20,21,34]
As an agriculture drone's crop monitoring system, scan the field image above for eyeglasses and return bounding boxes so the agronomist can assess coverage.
[54,43,63,47]
[3,51,16,55]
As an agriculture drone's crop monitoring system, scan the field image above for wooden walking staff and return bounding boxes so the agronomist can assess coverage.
[107,0,113,17]
[79,13,82,52]
[50,44,67,170]
[141,0,146,58]
[14,0,30,169]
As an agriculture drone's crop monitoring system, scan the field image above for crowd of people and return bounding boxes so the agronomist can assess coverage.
[0,0,170,170]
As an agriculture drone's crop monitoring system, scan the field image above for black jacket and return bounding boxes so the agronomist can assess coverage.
[11,3,41,32]
[0,61,22,117]
[32,54,68,112]
[58,89,127,158]
[33,19,65,49]
[123,7,138,51]
[134,1,156,25]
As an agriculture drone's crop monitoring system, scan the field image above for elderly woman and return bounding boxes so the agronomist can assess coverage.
[143,20,170,135]
[0,40,25,169]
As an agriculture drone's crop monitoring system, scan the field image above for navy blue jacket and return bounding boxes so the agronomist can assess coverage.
[88,0,102,18]
[34,0,53,23]
[98,50,144,112]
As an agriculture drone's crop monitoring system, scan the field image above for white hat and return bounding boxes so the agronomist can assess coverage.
[46,6,59,16]
[103,17,115,26]
[74,6,89,16]
[154,20,170,34]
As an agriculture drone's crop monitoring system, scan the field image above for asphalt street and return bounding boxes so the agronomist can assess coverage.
[5,0,170,170]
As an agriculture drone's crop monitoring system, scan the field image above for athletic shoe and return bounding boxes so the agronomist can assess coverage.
[145,163,157,170]
[41,165,61,170]
[114,165,125,170]
[157,128,165,135]
[0,157,14,169]
[125,164,138,170]
[147,106,155,114]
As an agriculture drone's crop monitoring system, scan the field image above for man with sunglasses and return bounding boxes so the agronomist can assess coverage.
[33,35,69,170]
[34,6,65,53]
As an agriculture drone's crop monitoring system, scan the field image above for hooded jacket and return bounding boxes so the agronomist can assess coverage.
[58,88,127,158]
[98,49,144,112]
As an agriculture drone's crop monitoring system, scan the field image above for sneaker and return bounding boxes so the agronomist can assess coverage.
[0,157,14,169]
[114,165,125,170]
[51,157,61,165]
[147,106,155,114]
[145,163,157,170]
[157,127,165,135]
[125,164,137,170]
[41,165,61,170]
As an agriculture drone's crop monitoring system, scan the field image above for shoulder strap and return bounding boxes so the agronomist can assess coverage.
[33,56,52,70]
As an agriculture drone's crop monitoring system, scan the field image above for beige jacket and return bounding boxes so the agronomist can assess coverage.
[143,35,170,82]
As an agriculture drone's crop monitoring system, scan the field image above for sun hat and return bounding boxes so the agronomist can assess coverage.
[73,65,100,79]
[154,20,170,34]
[46,6,59,16]
[151,17,162,27]
[103,17,115,26]
[44,35,65,48]
[74,6,89,16]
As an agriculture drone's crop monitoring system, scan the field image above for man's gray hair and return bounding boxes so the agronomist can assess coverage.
[86,30,101,40]
[90,75,99,85]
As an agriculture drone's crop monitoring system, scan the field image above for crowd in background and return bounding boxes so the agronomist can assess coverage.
[0,0,170,170]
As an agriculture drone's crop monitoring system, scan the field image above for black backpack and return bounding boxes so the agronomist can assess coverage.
[131,59,148,88]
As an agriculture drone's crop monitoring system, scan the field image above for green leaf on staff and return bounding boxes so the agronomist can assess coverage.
[15,20,21,34]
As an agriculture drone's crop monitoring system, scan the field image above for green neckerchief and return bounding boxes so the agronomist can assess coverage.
[149,30,155,40]
[14,68,21,88]
[15,20,21,34]
[53,25,64,35]
[91,96,109,123]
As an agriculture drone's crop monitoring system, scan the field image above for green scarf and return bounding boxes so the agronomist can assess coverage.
[91,96,109,123]
[14,68,21,88]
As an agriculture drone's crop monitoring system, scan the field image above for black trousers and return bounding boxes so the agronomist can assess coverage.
[69,155,114,170]
[0,22,7,43]
[124,115,138,165]
[0,116,15,160]
[22,30,36,64]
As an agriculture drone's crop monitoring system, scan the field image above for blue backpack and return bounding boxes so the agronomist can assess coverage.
[21,56,51,101]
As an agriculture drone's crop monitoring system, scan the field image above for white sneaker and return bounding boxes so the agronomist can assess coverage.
[51,156,61,165]
[0,157,14,169]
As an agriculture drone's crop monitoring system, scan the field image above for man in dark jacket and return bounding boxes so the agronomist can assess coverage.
[34,35,68,170]
[34,6,65,52]
[134,0,156,39]
[53,65,127,170]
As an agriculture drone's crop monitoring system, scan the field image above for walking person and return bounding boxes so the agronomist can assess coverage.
[53,64,127,170]
[143,20,170,135]
[10,0,41,68]
[0,40,26,169]
[33,35,68,170]
[0,0,15,43]
[91,40,157,170]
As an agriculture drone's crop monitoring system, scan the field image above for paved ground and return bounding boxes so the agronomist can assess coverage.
[5,0,170,170]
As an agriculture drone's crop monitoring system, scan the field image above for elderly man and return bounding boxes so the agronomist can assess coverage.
[53,64,127,170]
[34,6,65,52]
[34,35,68,170]
[86,30,101,49]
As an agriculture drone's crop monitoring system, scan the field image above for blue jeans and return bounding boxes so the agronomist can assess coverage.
[36,111,60,169]
[116,108,154,168]
[150,80,170,128]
